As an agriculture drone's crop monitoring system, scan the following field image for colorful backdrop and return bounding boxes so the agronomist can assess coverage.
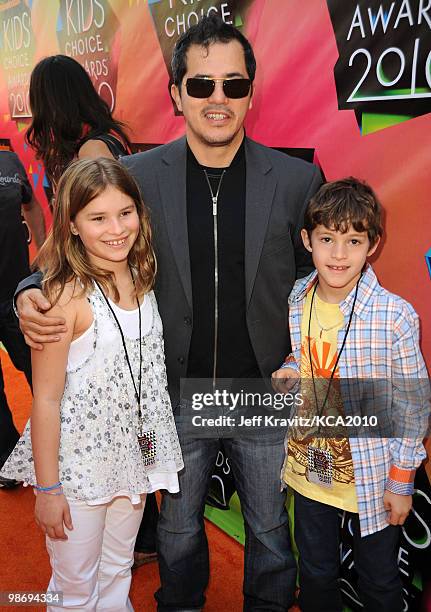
[1,1,430,610]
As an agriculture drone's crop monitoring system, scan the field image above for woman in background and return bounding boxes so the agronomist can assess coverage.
[26,54,131,191]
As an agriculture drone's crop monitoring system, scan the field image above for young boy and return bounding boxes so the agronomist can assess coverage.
[272,177,429,612]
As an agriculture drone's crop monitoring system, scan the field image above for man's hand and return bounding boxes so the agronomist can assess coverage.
[383,490,412,525]
[17,289,66,350]
[271,367,300,394]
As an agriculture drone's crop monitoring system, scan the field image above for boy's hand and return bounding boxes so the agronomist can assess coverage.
[17,289,66,350]
[35,493,73,540]
[383,490,412,525]
[271,367,300,393]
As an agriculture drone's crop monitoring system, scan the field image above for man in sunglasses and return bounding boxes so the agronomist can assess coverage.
[15,14,321,612]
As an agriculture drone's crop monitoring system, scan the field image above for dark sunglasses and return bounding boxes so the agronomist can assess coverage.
[186,77,251,99]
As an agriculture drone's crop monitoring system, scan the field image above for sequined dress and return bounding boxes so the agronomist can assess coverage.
[1,286,183,503]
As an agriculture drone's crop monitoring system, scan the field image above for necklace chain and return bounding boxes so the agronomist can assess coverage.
[313,296,341,335]
[203,169,226,215]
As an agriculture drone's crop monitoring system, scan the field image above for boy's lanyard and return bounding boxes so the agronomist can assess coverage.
[305,275,361,488]
[307,275,361,421]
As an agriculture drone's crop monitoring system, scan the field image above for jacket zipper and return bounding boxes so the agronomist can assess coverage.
[203,170,226,389]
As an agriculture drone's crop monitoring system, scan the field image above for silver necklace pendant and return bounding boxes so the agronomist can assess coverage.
[203,169,226,215]
[313,297,341,336]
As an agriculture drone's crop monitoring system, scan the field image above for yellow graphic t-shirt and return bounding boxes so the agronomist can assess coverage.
[283,290,358,512]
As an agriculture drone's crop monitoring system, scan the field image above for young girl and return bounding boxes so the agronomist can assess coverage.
[27,54,160,570]
[0,158,183,611]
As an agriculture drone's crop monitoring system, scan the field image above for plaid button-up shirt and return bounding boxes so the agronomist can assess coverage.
[283,264,429,536]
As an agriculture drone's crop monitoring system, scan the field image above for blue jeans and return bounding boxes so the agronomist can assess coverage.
[294,491,403,612]
[155,416,296,611]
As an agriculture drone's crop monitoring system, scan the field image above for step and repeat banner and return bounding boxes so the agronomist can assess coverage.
[1,1,430,609]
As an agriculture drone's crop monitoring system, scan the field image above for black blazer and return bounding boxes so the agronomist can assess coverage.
[123,136,322,406]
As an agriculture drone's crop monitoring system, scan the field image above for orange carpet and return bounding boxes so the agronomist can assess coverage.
[0,350,299,612]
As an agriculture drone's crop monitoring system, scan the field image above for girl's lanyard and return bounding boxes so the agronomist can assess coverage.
[95,277,157,466]
[305,275,361,488]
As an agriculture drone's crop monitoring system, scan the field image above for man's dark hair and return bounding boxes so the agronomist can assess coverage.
[171,14,256,86]
[304,177,383,246]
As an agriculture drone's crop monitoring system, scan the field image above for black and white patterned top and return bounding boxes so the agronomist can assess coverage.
[1,286,183,503]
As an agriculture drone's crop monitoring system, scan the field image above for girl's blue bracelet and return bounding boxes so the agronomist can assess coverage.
[34,481,62,492]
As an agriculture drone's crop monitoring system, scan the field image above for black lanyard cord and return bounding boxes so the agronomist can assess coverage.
[95,271,143,419]
[307,275,361,430]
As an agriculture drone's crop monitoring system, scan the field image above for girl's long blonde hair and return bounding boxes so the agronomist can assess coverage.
[35,158,156,304]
